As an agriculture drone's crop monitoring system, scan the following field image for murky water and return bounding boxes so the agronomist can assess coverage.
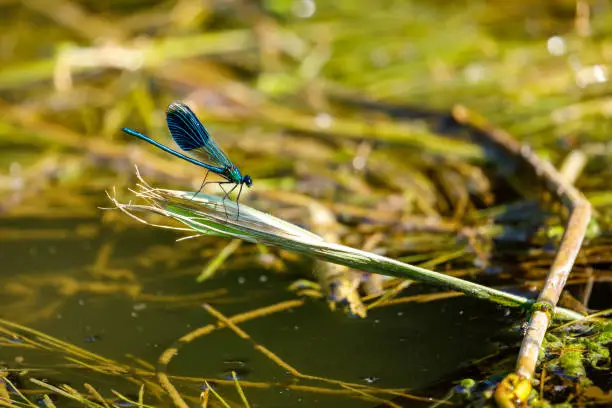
[0,183,518,407]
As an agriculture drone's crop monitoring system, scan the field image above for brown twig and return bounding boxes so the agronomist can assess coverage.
[452,106,591,402]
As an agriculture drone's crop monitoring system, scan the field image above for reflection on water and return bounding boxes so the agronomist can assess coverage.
[0,185,517,407]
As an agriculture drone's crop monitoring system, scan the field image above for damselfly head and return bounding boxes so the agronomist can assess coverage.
[243,175,253,187]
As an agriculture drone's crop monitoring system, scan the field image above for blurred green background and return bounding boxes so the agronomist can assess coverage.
[0,0,611,407]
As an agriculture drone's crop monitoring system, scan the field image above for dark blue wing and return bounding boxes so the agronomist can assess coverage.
[166,102,233,169]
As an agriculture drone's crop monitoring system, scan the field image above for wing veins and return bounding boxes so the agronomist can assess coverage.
[167,103,233,172]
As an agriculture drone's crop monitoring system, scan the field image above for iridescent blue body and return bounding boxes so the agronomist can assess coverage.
[121,102,252,212]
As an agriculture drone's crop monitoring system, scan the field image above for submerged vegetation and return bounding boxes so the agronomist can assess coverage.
[1,0,612,407]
